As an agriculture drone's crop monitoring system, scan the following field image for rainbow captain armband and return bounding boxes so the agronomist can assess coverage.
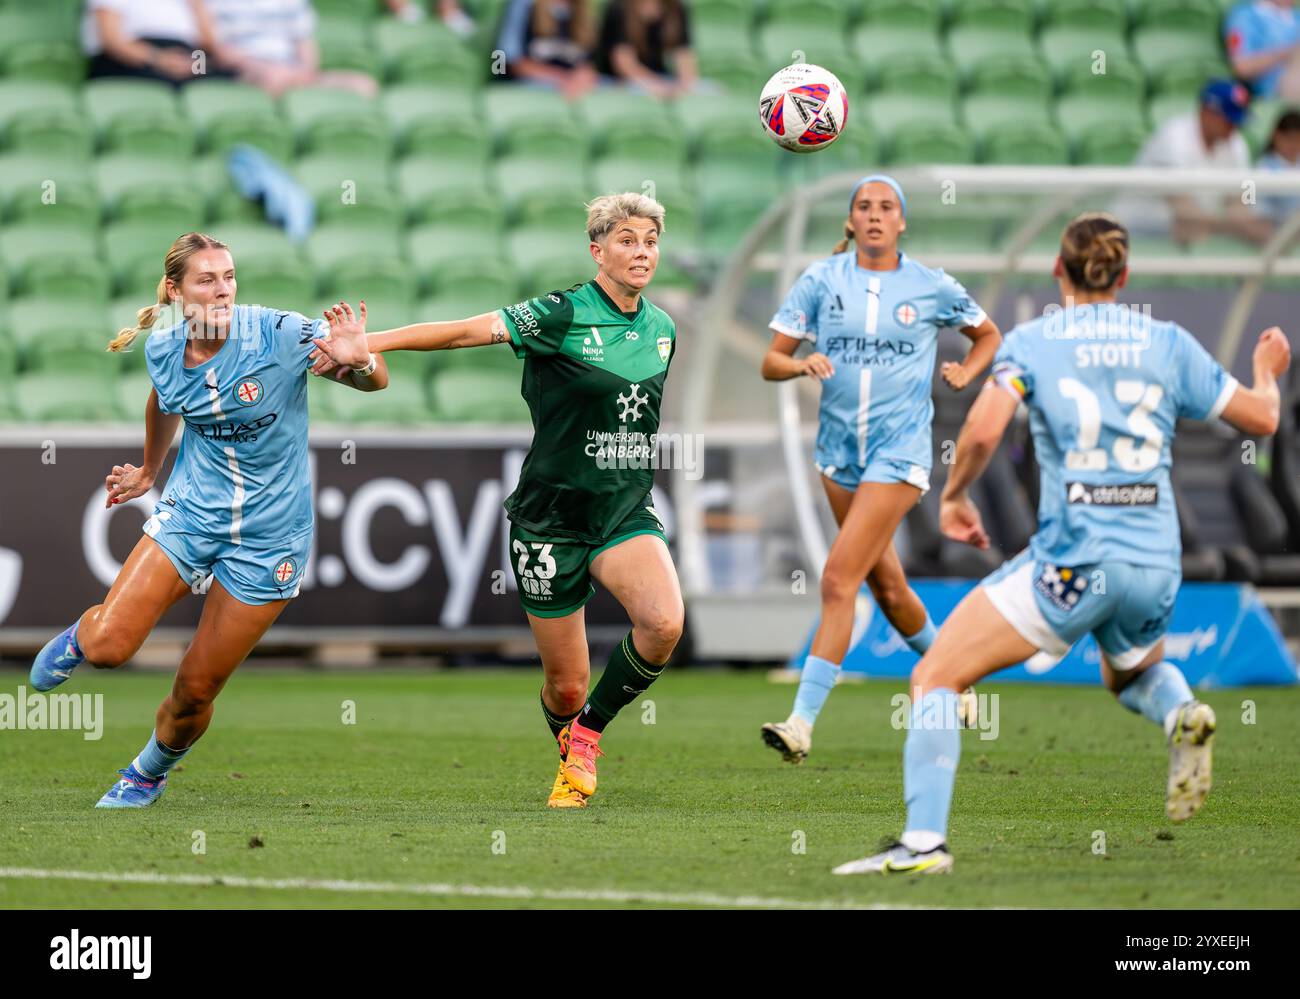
[990,360,1028,401]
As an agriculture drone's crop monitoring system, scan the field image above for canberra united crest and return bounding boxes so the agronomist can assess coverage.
[234,376,263,406]
[656,337,671,363]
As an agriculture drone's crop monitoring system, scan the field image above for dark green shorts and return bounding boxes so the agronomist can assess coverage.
[508,505,666,618]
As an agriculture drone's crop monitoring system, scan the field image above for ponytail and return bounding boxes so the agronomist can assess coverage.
[107,276,168,353]
[832,220,853,254]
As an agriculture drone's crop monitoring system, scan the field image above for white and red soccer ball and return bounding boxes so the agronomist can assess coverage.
[758,63,848,153]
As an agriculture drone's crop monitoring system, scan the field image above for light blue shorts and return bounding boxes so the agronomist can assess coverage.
[815,455,931,494]
[982,549,1179,670]
[143,498,310,606]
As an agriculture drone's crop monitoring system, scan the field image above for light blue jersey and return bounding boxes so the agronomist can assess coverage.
[992,303,1238,573]
[144,304,322,551]
[1225,1,1300,98]
[771,251,985,489]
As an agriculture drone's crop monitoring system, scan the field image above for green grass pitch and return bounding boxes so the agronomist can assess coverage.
[1,669,1297,909]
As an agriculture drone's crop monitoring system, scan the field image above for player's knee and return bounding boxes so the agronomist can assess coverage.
[547,676,587,712]
[77,614,138,669]
[637,605,683,658]
[820,566,858,608]
[869,576,912,617]
[172,674,222,713]
[910,656,955,693]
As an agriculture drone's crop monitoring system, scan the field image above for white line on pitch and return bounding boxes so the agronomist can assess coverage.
[0,867,952,910]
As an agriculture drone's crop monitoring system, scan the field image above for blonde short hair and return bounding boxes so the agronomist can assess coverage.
[585,192,665,244]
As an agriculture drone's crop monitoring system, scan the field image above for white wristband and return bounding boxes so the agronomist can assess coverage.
[353,354,377,377]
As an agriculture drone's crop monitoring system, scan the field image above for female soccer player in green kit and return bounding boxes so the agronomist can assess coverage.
[310,193,681,808]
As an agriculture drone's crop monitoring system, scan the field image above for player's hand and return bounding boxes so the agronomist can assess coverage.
[1254,326,1291,378]
[940,494,989,550]
[941,361,974,391]
[154,49,196,80]
[312,300,370,373]
[104,463,154,508]
[799,352,835,380]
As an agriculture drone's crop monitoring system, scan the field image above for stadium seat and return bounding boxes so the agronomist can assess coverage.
[852,24,946,73]
[100,220,195,295]
[1147,92,1195,130]
[14,371,119,422]
[282,87,390,158]
[2,105,92,160]
[437,342,519,373]
[1037,26,1131,84]
[382,84,482,157]
[961,93,1053,144]
[429,369,530,423]
[0,332,20,379]
[886,120,977,165]
[233,258,317,316]
[947,0,1035,31]
[861,0,942,29]
[0,223,109,302]
[313,295,411,335]
[1131,27,1226,81]
[863,93,959,144]
[695,47,765,94]
[0,11,82,83]
[494,156,590,227]
[591,156,692,209]
[945,26,1038,79]
[755,23,855,79]
[675,93,759,153]
[316,369,436,424]
[85,78,195,156]
[1074,122,1150,164]
[296,155,402,227]
[980,122,1070,164]
[966,55,1053,98]
[1040,0,1128,33]
[482,87,579,156]
[95,154,200,227]
[0,154,100,227]
[387,29,479,85]
[182,81,292,159]
[407,222,504,285]
[116,372,155,420]
[1131,0,1222,35]
[9,299,114,371]
[766,0,848,25]
[1148,56,1233,98]
[1057,58,1146,101]
[505,223,594,291]
[316,16,381,78]
[1054,94,1148,145]
[869,52,958,99]
[417,294,515,330]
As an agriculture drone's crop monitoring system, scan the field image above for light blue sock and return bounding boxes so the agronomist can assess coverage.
[903,615,938,655]
[132,730,190,779]
[792,655,840,725]
[903,688,961,839]
[1118,661,1194,733]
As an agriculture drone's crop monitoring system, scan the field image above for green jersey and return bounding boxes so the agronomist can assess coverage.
[498,279,677,544]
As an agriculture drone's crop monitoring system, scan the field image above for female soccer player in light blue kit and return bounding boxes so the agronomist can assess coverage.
[27,232,386,808]
[760,176,1002,763]
[834,212,1290,875]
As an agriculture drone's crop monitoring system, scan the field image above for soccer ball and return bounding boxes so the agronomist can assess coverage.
[758,63,848,153]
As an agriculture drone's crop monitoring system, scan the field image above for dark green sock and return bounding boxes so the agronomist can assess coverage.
[540,689,581,756]
[580,632,667,733]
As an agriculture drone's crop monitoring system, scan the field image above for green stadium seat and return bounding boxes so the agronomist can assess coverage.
[482,87,579,155]
[591,156,691,209]
[695,47,765,94]
[313,295,411,334]
[980,122,1070,164]
[947,27,1038,78]
[0,223,109,301]
[382,84,482,157]
[861,0,942,29]
[406,224,505,279]
[437,343,519,373]
[1132,27,1225,80]
[947,0,1034,31]
[312,0,382,19]
[693,159,785,254]
[674,92,756,149]
[870,52,958,99]
[1148,56,1232,98]
[417,293,514,328]
[0,154,99,227]
[802,126,884,180]
[852,25,945,72]
[494,156,589,227]
[396,154,498,225]
[282,87,390,158]
[863,93,959,144]
[377,349,435,383]
[182,81,292,159]
[962,93,1053,142]
[430,369,529,423]
[1040,0,1128,33]
[295,155,401,227]
[322,256,418,307]
[386,26,480,85]
[1147,93,1195,129]
[96,154,201,227]
[373,18,467,79]
[1054,94,1148,144]
[1038,26,1131,84]
[1058,57,1146,101]
[0,333,20,379]
[208,224,299,261]
[886,120,977,165]
[506,223,593,291]
[100,220,189,295]
[15,371,119,422]
[1131,0,1222,35]
[0,11,82,83]
[1075,122,1151,164]
[904,216,1001,253]
[755,23,855,78]
[117,372,156,420]
[766,0,849,25]
[967,55,1052,97]
[10,299,114,372]
[234,258,317,315]
[3,106,93,160]
[692,19,759,61]
[85,78,195,156]
[316,16,381,77]
[325,372,436,425]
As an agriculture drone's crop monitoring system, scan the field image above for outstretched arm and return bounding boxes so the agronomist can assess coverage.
[309,308,508,376]
[1220,326,1291,435]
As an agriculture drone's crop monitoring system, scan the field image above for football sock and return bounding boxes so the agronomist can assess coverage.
[540,688,582,756]
[902,615,938,655]
[791,655,839,726]
[1118,660,1194,736]
[579,631,666,733]
[902,688,961,843]
[131,730,190,780]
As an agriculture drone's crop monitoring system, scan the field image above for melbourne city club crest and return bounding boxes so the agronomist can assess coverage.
[234,376,263,406]
[273,558,297,585]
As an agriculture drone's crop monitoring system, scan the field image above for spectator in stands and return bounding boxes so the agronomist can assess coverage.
[1225,0,1300,100]
[1258,110,1300,223]
[597,0,698,99]
[385,0,476,39]
[1118,80,1273,246]
[207,0,379,98]
[495,0,599,101]
[82,0,227,86]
